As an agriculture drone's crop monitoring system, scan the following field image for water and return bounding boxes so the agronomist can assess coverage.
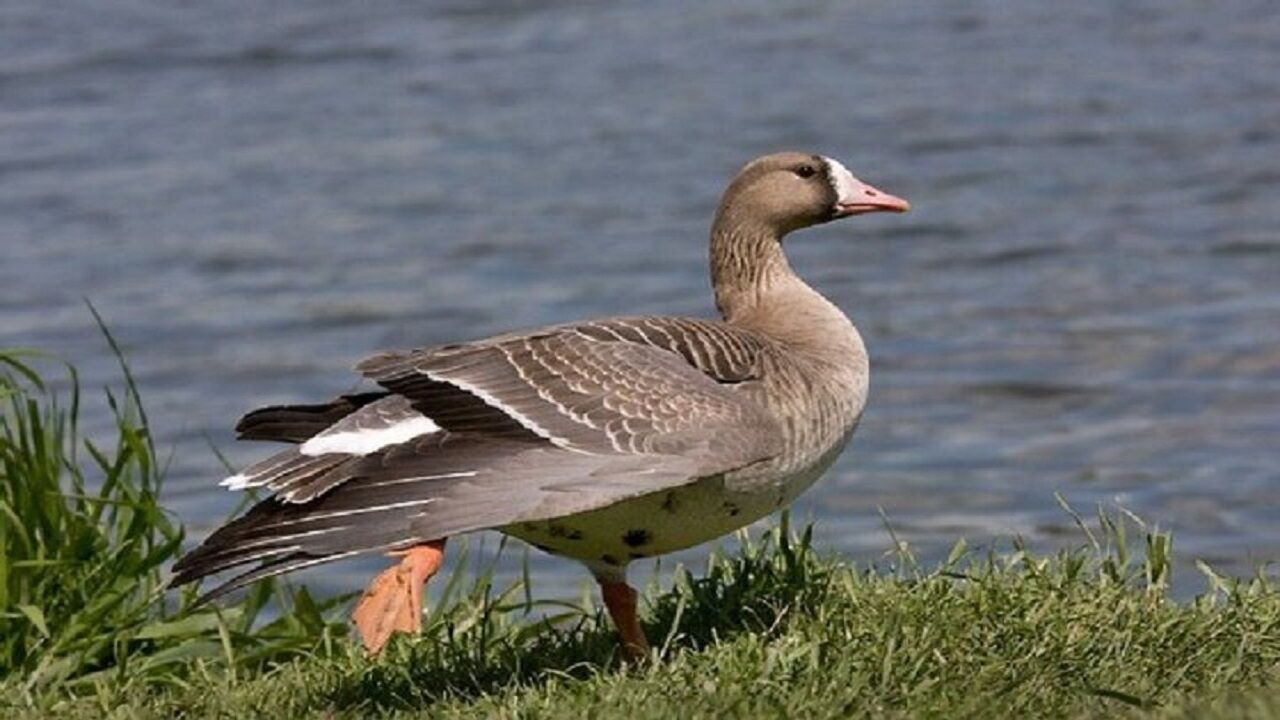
[2,0,1277,598]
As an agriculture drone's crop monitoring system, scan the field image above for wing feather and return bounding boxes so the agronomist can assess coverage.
[172,435,709,599]
[357,318,780,464]
[175,316,784,597]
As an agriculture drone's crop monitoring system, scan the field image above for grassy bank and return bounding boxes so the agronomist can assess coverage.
[2,345,1278,718]
[6,520,1278,719]
[0,344,347,704]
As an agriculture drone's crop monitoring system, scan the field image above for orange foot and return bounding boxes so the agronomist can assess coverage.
[351,539,446,656]
[599,579,650,663]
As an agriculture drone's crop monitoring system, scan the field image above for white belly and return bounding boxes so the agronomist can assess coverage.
[502,434,850,578]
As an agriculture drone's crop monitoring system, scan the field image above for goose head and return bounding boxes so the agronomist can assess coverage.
[715,152,909,235]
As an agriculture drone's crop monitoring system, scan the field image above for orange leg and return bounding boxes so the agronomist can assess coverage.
[351,539,446,656]
[599,579,650,663]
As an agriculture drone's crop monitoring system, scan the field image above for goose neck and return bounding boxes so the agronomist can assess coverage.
[709,223,795,321]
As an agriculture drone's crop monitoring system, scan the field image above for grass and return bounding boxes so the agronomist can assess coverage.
[1,339,1278,718]
[6,517,1277,719]
[0,339,348,707]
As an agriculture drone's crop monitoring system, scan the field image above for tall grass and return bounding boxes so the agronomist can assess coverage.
[0,338,345,707]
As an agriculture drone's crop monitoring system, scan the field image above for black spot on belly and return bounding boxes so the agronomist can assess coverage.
[549,524,584,540]
[622,529,652,547]
[722,501,741,517]
[661,491,678,513]
[600,554,621,566]
[629,552,648,560]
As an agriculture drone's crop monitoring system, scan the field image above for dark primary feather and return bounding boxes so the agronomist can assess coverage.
[235,392,390,443]
[174,316,785,599]
[171,434,715,602]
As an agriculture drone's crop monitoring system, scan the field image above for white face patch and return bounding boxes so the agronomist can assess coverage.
[299,414,440,456]
[822,156,860,204]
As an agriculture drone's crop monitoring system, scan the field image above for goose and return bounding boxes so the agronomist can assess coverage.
[171,152,910,660]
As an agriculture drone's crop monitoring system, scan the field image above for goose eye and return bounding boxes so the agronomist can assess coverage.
[794,165,817,179]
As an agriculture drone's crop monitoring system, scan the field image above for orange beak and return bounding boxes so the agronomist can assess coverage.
[834,177,910,217]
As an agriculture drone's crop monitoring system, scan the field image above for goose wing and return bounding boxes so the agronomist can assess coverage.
[356,317,776,461]
[172,318,782,599]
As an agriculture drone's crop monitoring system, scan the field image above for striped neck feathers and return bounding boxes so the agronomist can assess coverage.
[709,220,790,320]
[708,220,857,355]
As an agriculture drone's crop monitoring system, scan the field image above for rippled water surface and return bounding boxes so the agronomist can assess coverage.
[3,0,1278,596]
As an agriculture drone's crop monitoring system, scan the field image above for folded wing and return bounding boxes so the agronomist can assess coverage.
[172,318,783,600]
